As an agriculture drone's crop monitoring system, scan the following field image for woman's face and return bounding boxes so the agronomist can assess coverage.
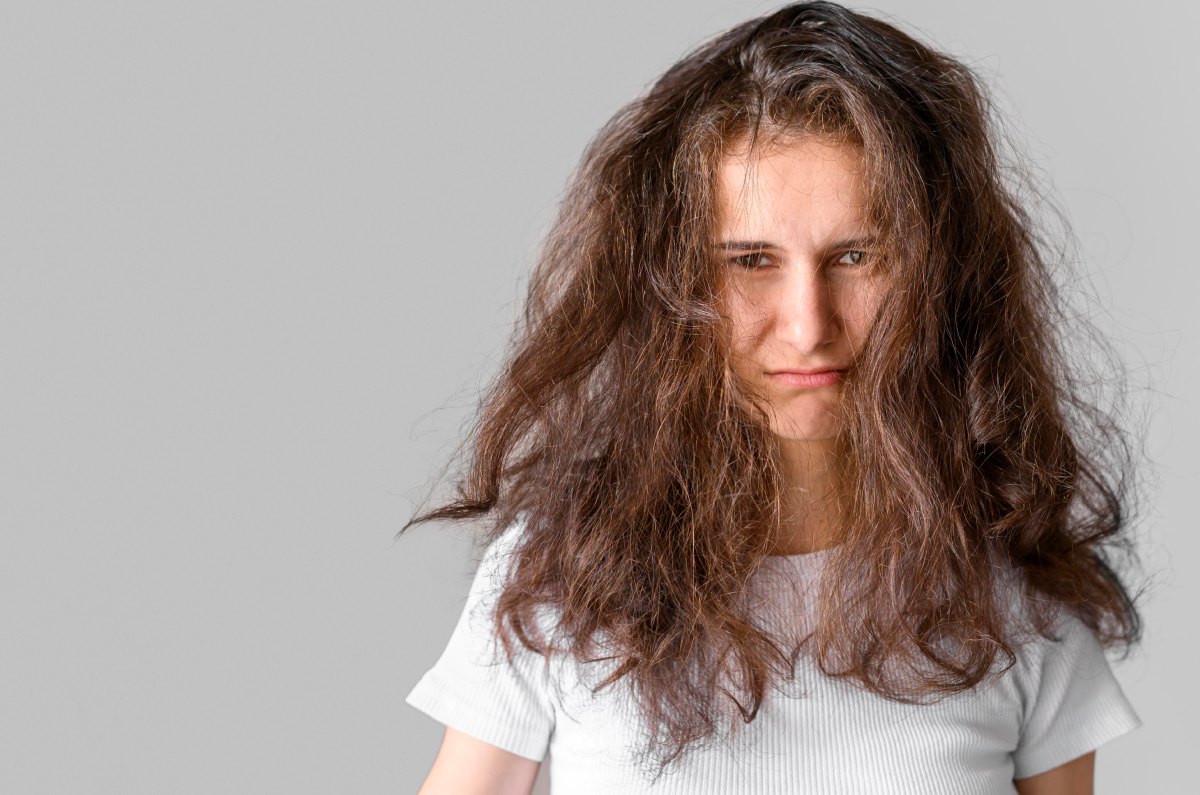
[716,134,885,443]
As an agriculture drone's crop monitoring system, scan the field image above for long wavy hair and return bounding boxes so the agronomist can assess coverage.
[400,0,1150,777]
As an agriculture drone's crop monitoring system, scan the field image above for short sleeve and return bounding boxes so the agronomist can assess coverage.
[404,520,556,761]
[1012,610,1142,779]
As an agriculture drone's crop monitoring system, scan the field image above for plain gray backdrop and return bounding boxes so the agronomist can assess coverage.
[2,1,1194,793]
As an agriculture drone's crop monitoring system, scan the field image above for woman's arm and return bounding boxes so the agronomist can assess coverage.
[416,726,542,795]
[1013,751,1095,795]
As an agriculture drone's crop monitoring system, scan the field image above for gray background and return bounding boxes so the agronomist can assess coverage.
[1,1,1193,793]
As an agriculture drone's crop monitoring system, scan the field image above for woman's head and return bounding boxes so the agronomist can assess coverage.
[404,1,1145,779]
[717,133,884,447]
[540,0,1014,455]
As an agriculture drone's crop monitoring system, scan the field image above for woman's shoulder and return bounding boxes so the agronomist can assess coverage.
[985,553,1122,700]
[473,512,533,583]
[470,513,567,645]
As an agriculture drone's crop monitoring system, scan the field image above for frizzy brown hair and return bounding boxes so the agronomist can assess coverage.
[400,0,1149,778]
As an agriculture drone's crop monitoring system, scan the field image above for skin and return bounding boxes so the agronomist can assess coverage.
[1014,751,1095,794]
[416,727,540,795]
[415,134,1098,795]
[716,134,885,554]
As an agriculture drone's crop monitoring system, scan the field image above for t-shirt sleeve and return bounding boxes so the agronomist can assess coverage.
[1012,609,1143,780]
[404,521,556,762]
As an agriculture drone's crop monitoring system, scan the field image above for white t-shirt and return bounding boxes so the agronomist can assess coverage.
[405,519,1142,794]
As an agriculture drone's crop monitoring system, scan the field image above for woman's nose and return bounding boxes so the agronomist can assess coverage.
[775,268,837,351]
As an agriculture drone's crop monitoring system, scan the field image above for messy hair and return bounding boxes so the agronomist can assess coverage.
[400,0,1149,778]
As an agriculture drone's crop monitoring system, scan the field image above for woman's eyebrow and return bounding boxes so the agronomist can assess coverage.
[715,235,878,251]
[831,235,878,249]
[715,240,778,250]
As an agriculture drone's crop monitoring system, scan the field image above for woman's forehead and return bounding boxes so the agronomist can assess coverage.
[718,133,865,179]
[714,136,869,225]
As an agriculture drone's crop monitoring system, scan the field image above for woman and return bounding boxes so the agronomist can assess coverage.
[401,2,1146,793]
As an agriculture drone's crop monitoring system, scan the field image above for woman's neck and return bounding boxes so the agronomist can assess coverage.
[773,437,841,555]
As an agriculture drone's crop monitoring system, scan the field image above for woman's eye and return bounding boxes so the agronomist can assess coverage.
[727,250,872,270]
[729,252,770,270]
[837,249,868,267]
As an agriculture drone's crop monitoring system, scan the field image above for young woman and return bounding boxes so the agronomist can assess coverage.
[401,3,1146,793]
